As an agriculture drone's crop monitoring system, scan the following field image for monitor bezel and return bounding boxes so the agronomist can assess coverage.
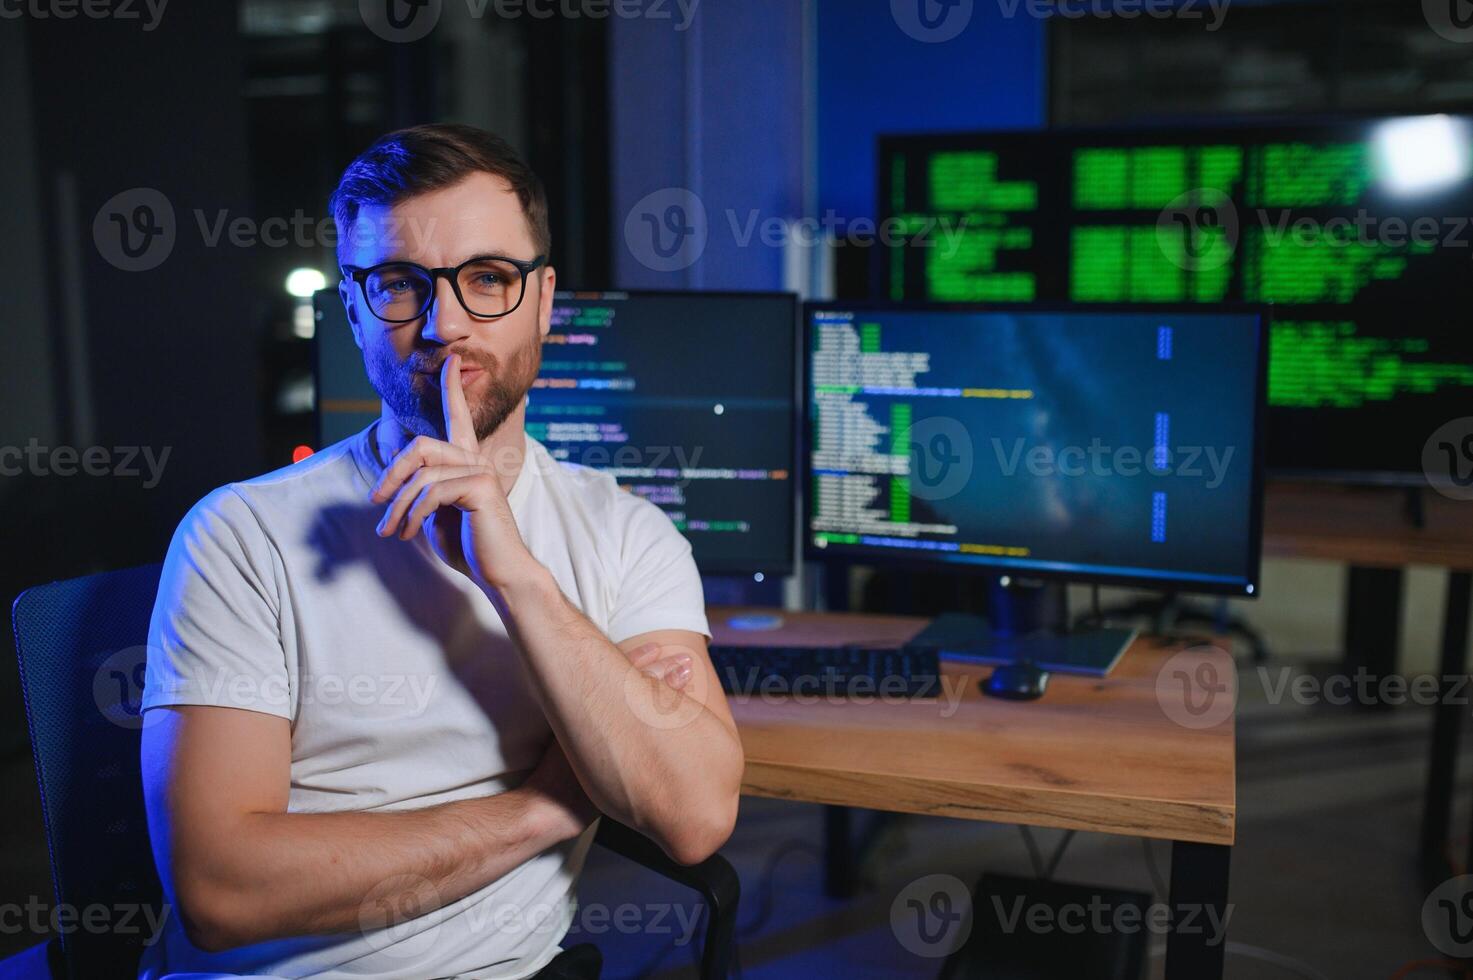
[800,300,1269,598]
[549,288,801,579]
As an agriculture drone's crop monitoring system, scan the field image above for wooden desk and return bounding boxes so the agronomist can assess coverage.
[711,607,1235,979]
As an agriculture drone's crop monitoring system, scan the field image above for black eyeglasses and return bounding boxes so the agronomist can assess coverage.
[342,254,547,323]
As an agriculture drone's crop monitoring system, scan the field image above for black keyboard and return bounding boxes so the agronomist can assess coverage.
[708,643,942,699]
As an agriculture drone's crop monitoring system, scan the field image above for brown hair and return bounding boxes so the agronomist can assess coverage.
[330,123,551,260]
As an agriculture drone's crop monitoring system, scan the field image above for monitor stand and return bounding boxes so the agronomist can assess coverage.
[1073,592,1267,663]
[908,612,1136,677]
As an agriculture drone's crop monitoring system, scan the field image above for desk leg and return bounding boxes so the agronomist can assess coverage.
[1164,840,1230,980]
[824,805,855,898]
[1343,566,1404,703]
[1420,569,1473,884]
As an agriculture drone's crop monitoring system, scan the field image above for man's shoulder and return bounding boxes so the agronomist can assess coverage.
[233,434,366,496]
[175,432,369,539]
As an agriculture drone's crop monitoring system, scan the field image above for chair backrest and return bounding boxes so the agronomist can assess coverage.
[12,563,166,979]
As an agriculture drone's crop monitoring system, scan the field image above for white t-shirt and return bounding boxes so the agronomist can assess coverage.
[139,423,710,980]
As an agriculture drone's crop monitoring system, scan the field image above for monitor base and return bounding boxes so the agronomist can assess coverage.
[910,612,1136,677]
[1074,594,1269,664]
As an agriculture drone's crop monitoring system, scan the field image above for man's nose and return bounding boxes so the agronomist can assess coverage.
[421,275,472,346]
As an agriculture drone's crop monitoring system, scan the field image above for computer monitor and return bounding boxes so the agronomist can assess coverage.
[536,290,797,576]
[313,289,799,577]
[877,118,1473,483]
[805,303,1266,596]
[314,290,382,445]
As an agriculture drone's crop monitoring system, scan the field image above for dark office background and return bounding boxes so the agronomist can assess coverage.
[4,0,1473,972]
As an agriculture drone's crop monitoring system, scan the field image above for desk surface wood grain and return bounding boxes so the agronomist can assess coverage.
[711,608,1236,846]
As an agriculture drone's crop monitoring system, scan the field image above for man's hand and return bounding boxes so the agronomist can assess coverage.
[372,354,536,592]
[628,641,694,690]
[521,739,598,842]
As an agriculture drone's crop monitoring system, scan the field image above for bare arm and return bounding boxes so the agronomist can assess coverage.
[373,355,744,865]
[140,704,593,952]
[499,590,745,866]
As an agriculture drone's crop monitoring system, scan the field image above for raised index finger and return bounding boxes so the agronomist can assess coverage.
[442,353,479,454]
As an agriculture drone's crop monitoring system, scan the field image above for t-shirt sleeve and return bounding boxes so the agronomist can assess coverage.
[142,486,294,721]
[605,489,711,645]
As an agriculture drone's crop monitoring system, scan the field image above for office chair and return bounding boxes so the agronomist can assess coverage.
[6,564,738,979]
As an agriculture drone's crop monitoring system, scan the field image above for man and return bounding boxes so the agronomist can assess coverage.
[139,123,743,979]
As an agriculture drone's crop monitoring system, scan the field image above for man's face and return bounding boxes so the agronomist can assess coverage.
[339,172,555,443]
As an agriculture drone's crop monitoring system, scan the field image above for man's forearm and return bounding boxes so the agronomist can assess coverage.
[178,787,576,951]
[489,567,743,864]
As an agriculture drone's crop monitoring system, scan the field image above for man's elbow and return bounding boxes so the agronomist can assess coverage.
[174,877,266,953]
[664,791,739,866]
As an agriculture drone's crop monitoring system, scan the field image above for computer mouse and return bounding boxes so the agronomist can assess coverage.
[726,613,785,631]
[982,662,1049,701]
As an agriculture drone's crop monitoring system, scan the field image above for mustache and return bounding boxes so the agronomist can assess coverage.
[408,349,497,375]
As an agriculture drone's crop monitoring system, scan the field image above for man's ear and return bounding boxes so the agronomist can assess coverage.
[537,265,556,339]
[338,279,365,352]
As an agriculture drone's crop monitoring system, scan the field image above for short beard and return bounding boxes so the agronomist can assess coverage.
[366,336,542,444]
